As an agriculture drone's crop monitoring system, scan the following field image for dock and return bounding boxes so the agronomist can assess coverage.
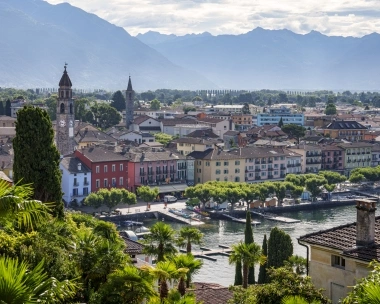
[222,214,261,225]
[183,244,232,261]
[158,209,205,226]
[251,211,301,223]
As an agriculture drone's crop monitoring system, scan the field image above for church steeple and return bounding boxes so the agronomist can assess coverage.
[59,65,72,87]
[127,76,133,91]
[125,76,135,129]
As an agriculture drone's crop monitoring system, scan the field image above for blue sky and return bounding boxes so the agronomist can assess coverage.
[45,0,380,37]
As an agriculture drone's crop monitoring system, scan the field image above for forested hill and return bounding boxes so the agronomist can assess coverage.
[137,28,380,90]
[0,0,216,90]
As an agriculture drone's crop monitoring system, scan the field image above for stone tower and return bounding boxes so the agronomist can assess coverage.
[125,76,134,129]
[56,65,75,156]
[356,199,377,246]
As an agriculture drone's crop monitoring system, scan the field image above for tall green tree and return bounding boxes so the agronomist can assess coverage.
[281,124,306,144]
[244,211,255,284]
[110,90,126,112]
[173,254,203,289]
[177,226,203,254]
[13,106,63,218]
[234,261,243,286]
[0,101,4,116]
[91,103,121,129]
[267,227,293,270]
[258,234,268,284]
[137,186,159,208]
[278,117,284,127]
[150,99,161,110]
[5,99,11,117]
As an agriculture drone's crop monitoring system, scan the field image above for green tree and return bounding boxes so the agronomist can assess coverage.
[267,227,293,270]
[110,90,126,112]
[177,226,203,254]
[305,177,326,200]
[84,192,103,209]
[257,234,268,284]
[91,103,121,129]
[75,98,90,121]
[13,106,63,218]
[325,103,337,115]
[154,133,175,146]
[284,255,307,275]
[5,99,11,116]
[229,242,264,288]
[281,124,306,144]
[318,171,346,185]
[143,222,178,262]
[192,96,202,102]
[150,99,161,110]
[183,105,196,114]
[242,103,251,114]
[44,94,58,121]
[0,101,5,116]
[173,254,203,290]
[84,188,136,212]
[244,211,255,284]
[137,186,159,207]
[278,117,284,127]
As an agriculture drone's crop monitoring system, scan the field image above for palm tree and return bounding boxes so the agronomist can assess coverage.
[0,180,52,231]
[177,226,203,254]
[173,254,203,290]
[143,222,177,262]
[0,256,78,303]
[143,260,188,301]
[229,242,264,288]
[282,295,321,304]
[361,282,380,304]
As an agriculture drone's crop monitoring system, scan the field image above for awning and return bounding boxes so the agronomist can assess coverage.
[150,184,188,193]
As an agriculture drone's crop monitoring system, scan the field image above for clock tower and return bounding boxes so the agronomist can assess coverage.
[56,65,75,156]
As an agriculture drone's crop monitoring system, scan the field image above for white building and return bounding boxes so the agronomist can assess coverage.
[60,157,91,205]
[205,105,244,113]
[257,106,304,126]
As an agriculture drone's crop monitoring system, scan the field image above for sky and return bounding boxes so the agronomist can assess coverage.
[45,0,380,37]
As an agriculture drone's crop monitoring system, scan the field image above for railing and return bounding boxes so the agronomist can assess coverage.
[148,171,154,175]
[280,166,286,170]
[268,168,274,171]
[268,175,274,179]
[287,164,294,168]
[255,168,261,172]
[280,174,286,178]
[84,181,89,185]
[140,172,146,176]
[73,181,79,186]
[255,161,260,164]
[268,159,273,163]
[255,176,261,180]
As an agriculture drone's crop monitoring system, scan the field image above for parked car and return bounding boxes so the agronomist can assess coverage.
[164,195,177,203]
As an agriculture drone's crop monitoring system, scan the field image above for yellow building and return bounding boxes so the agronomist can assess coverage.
[324,120,367,141]
[299,199,379,304]
[174,138,220,156]
[288,145,322,173]
[337,142,372,176]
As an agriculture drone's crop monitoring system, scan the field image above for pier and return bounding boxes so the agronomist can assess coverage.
[251,211,300,223]
[182,245,232,261]
[158,209,205,226]
[222,214,261,225]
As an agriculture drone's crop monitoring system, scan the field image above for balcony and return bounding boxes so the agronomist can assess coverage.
[268,168,274,171]
[347,152,351,155]
[268,159,273,163]
[84,181,89,186]
[261,161,267,164]
[268,175,274,179]
[140,172,146,176]
[73,181,79,187]
[280,166,286,170]
[255,168,261,172]
[170,170,176,174]
[148,171,154,175]
[287,164,294,168]
[255,176,261,180]
[280,174,286,178]
[255,161,260,164]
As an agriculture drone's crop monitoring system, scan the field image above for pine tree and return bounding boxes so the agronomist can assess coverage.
[13,106,63,218]
[5,99,11,117]
[244,211,255,284]
[110,90,126,112]
[278,117,284,127]
[234,261,242,286]
[0,102,4,116]
[267,227,293,270]
[258,234,267,284]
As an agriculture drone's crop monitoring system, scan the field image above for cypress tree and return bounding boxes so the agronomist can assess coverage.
[244,211,255,284]
[110,90,126,112]
[13,106,63,218]
[267,227,293,270]
[234,261,242,286]
[5,99,11,117]
[258,234,267,284]
[0,102,4,116]
[278,116,284,127]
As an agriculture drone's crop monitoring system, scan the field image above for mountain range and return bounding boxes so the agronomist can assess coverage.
[0,0,216,90]
[1,0,380,91]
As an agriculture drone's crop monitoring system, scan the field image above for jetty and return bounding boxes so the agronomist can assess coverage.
[222,214,260,226]
[158,209,205,226]
[182,245,232,261]
[251,211,301,223]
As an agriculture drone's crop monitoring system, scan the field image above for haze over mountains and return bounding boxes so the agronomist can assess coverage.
[1,0,379,91]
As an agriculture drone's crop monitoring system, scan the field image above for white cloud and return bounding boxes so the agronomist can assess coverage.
[44,0,380,37]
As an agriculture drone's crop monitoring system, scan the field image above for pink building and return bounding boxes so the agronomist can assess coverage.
[321,145,345,173]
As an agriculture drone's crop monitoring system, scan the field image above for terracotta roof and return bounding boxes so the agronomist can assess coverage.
[188,282,232,304]
[300,215,380,263]
[186,129,219,138]
[197,117,224,124]
[174,138,218,145]
[133,115,157,125]
[161,119,197,126]
[60,157,91,173]
[223,131,239,136]
[320,145,345,151]
[326,120,367,130]
[77,146,126,162]
[120,236,145,255]
[127,147,186,162]
[75,125,117,144]
[338,142,373,149]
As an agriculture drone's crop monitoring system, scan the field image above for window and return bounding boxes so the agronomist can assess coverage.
[119,177,123,186]
[104,165,108,173]
[224,161,229,166]
[331,255,345,269]
[198,169,202,173]
[104,179,108,187]
[112,164,116,172]
[224,169,229,174]
[96,179,100,188]
[274,157,278,160]
[216,178,220,181]
[280,156,285,160]
[197,177,200,183]
[235,160,240,165]
[73,188,78,196]
[112,178,116,186]
[83,188,88,195]
[120,164,123,171]
[216,162,221,166]
[96,166,100,173]
[261,172,266,176]
[235,177,240,182]
[224,177,228,181]
[274,171,279,175]
[206,162,210,166]
[198,161,201,165]
[261,165,266,169]
[235,169,240,173]
[216,170,221,175]
[274,164,278,168]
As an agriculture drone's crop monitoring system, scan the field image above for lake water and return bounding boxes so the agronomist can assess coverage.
[144,205,358,287]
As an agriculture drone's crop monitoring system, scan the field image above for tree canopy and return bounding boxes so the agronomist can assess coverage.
[110,90,126,112]
[150,99,161,110]
[281,124,306,144]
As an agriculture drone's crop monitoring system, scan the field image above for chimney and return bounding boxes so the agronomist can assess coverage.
[356,199,377,246]
[78,162,82,171]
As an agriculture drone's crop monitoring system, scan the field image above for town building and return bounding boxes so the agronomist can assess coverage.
[337,142,372,175]
[205,104,244,113]
[231,114,252,131]
[223,131,247,149]
[246,125,287,142]
[0,116,16,127]
[196,117,234,137]
[372,144,380,167]
[130,115,161,133]
[60,156,91,205]
[186,128,219,139]
[257,106,304,126]
[10,99,48,118]
[160,119,198,136]
[75,125,117,149]
[323,120,367,141]
[321,145,345,173]
[74,146,129,192]
[55,65,75,156]
[108,129,154,144]
[173,137,220,155]
[299,200,380,303]
[288,145,322,173]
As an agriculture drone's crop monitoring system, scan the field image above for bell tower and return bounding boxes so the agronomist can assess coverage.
[56,64,75,156]
[125,76,134,129]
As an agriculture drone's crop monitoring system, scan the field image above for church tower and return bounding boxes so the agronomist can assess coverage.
[125,76,134,129]
[56,65,75,156]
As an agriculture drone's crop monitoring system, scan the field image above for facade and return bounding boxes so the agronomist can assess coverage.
[257,106,304,126]
[321,145,345,172]
[10,99,48,118]
[0,116,16,127]
[160,119,198,136]
[74,147,129,192]
[75,125,117,149]
[55,66,75,156]
[337,142,372,175]
[60,157,91,205]
[372,145,380,167]
[197,117,234,137]
[323,120,367,141]
[206,105,244,113]
[299,200,380,303]
[125,77,134,129]
[174,138,217,155]
[288,145,322,173]
[232,114,252,131]
[126,147,195,193]
[131,115,161,133]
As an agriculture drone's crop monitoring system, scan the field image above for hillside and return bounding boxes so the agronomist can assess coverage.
[137,28,380,90]
[0,0,216,90]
